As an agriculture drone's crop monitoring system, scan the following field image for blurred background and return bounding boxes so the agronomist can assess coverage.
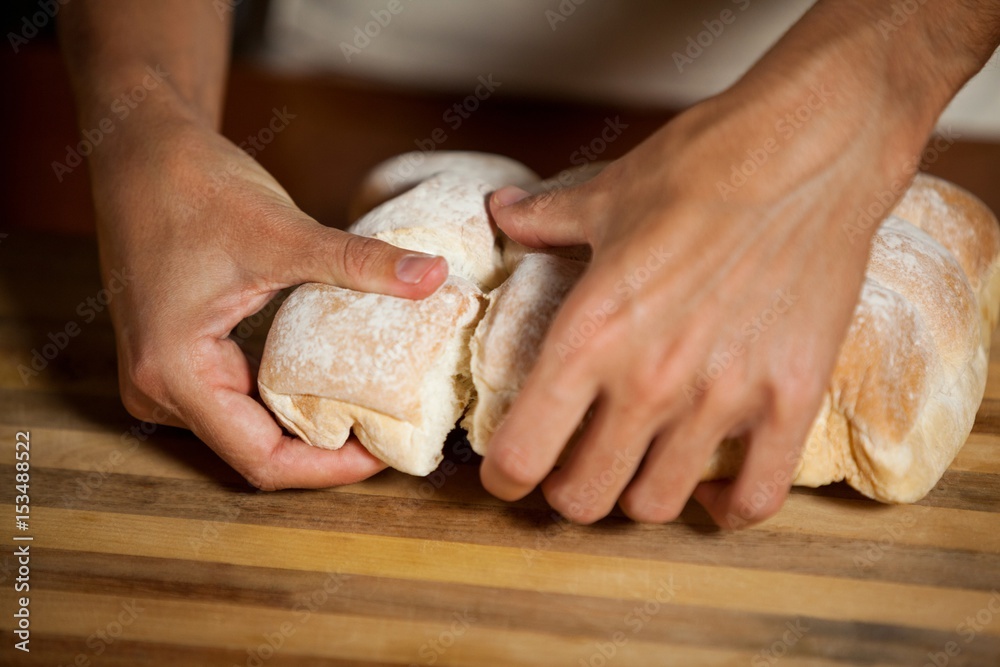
[2,0,999,236]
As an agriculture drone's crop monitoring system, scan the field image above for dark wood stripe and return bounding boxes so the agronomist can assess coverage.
[26,548,1000,667]
[23,466,1000,592]
[974,398,1000,435]
[790,470,1000,514]
[0,635,404,667]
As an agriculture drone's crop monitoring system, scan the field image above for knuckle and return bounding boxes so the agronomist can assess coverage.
[118,385,152,421]
[723,479,789,528]
[771,371,826,424]
[527,190,559,215]
[337,233,388,283]
[490,445,541,489]
[242,464,280,492]
[700,374,748,416]
[620,493,684,524]
[120,350,168,419]
[625,362,685,415]
[547,487,610,525]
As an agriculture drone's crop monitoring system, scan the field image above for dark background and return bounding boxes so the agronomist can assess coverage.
[2,0,998,237]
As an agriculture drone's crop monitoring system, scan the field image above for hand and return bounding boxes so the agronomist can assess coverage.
[479,61,926,526]
[89,113,448,490]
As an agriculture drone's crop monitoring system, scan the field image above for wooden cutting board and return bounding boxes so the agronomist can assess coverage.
[1,232,999,667]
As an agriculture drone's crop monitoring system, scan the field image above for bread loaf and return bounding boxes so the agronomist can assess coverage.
[349,150,539,223]
[259,152,1000,504]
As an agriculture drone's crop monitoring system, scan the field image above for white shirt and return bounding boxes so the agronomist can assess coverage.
[263,0,1000,139]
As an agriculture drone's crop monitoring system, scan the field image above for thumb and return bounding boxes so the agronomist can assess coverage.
[284,223,449,299]
[490,185,590,248]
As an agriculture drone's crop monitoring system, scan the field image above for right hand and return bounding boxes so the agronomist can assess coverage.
[88,112,449,490]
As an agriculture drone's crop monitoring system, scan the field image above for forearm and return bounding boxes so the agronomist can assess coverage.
[737,0,1000,146]
[58,0,233,131]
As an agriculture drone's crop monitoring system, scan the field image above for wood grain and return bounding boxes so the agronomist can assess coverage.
[2,234,1000,667]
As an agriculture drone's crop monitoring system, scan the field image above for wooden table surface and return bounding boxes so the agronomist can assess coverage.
[2,231,1000,667]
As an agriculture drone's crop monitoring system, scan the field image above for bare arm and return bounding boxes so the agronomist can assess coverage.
[60,1,231,131]
[58,1,448,490]
[482,0,1000,526]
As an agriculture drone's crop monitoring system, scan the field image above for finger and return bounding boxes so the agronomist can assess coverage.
[276,219,449,299]
[118,386,188,429]
[200,389,387,490]
[177,338,387,489]
[490,185,591,248]
[540,398,651,524]
[480,341,599,502]
[693,417,805,529]
[620,391,754,524]
[117,365,189,429]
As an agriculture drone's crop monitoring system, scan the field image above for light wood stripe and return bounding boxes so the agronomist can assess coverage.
[19,505,1000,637]
[953,433,1000,473]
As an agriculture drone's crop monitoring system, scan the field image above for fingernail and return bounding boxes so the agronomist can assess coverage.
[493,186,531,208]
[395,253,440,284]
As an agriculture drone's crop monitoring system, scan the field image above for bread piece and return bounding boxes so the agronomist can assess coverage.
[786,214,987,501]
[349,150,540,222]
[349,172,508,291]
[700,175,1000,501]
[464,253,586,453]
[471,171,999,503]
[258,278,484,476]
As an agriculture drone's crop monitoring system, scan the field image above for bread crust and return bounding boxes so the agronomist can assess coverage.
[259,279,484,476]
[261,155,999,503]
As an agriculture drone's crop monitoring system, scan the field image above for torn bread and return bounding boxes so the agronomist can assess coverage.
[258,278,484,476]
[464,253,586,453]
